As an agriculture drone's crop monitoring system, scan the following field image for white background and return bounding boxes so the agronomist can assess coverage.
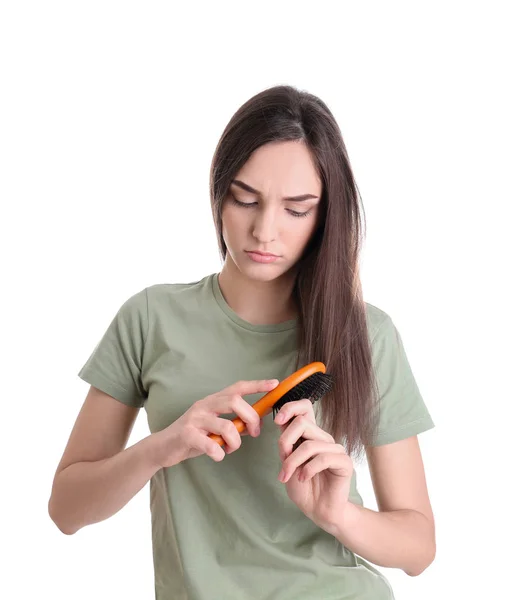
[2,1,506,599]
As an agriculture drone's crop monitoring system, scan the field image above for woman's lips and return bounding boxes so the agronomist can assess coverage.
[245,251,280,263]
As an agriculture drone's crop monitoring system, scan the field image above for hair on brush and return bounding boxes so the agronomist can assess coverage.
[271,369,334,450]
[271,371,334,418]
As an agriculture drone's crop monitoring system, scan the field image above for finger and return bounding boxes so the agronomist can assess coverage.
[206,437,226,461]
[228,394,265,437]
[278,416,334,460]
[298,452,353,483]
[279,441,346,483]
[239,417,264,436]
[187,429,226,462]
[274,399,316,427]
[206,395,259,439]
[224,379,279,396]
[214,386,276,437]
[206,416,242,452]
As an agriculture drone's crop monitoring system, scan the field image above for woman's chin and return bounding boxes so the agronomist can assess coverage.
[240,261,293,283]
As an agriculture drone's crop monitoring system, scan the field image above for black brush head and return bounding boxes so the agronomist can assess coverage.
[271,372,334,420]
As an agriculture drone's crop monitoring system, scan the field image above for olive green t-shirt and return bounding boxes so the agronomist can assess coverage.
[78,272,434,600]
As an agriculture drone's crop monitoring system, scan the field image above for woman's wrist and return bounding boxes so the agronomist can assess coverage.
[143,427,181,471]
[324,501,362,539]
[142,430,171,471]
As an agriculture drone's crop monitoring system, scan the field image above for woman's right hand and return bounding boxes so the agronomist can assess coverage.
[150,378,279,468]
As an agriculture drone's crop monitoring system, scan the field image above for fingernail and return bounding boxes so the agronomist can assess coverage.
[277,413,287,424]
[278,470,286,482]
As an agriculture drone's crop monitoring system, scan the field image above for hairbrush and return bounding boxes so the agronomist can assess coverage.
[209,361,334,448]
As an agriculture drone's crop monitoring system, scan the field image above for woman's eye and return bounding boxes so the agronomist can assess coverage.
[231,195,311,218]
[287,209,312,218]
[231,197,257,208]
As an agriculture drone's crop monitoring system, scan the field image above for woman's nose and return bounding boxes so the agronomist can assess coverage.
[252,209,277,243]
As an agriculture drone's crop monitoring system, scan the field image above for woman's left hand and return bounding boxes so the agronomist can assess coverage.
[274,399,354,533]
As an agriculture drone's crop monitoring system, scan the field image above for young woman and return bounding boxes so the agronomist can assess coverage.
[49,85,435,599]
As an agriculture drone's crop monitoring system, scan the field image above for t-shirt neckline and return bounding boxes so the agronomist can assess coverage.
[210,272,298,333]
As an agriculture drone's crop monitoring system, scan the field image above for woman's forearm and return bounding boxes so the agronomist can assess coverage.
[48,434,163,535]
[331,502,436,576]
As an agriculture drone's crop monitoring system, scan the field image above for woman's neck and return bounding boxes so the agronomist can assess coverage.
[218,258,299,326]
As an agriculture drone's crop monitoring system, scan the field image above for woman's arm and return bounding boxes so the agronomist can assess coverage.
[330,436,436,576]
[49,434,163,535]
[48,387,164,535]
[49,378,273,534]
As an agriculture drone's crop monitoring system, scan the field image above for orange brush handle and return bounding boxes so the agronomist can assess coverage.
[209,361,326,447]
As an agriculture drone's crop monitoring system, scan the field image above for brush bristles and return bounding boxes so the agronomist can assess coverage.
[271,372,334,419]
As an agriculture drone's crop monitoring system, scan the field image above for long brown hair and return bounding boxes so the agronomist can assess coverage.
[209,85,379,459]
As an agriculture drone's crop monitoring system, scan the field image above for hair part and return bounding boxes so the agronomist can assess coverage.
[209,84,380,459]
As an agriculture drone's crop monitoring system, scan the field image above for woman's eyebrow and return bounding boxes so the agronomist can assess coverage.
[230,179,319,202]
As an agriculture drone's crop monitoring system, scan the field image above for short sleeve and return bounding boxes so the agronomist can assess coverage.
[77,288,149,408]
[368,315,435,446]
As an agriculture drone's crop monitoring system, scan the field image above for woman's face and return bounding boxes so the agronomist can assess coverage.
[221,140,323,282]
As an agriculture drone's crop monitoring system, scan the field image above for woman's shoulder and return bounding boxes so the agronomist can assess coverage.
[113,274,215,321]
[143,272,216,313]
[145,272,213,298]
